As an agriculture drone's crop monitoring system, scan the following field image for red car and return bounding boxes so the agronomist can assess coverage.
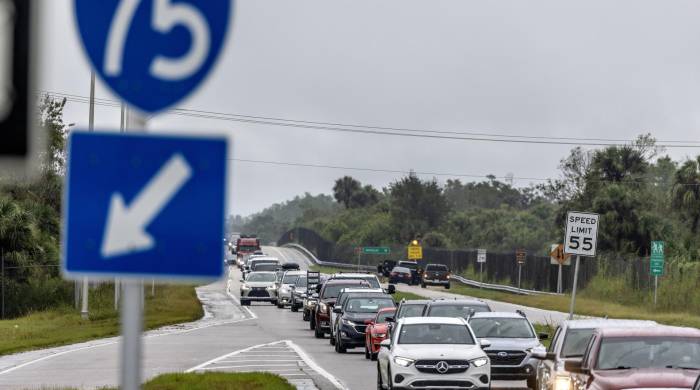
[567,326,700,389]
[364,307,396,361]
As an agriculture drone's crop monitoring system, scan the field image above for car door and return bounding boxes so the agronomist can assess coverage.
[538,325,562,389]
[378,322,398,384]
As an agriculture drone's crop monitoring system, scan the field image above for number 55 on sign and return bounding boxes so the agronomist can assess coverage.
[564,211,599,257]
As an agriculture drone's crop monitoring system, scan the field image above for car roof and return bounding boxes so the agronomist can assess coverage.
[324,279,369,285]
[400,316,467,325]
[427,298,488,306]
[399,300,431,305]
[345,294,392,300]
[283,270,306,276]
[470,312,528,319]
[250,257,279,262]
[562,319,658,329]
[340,288,384,294]
[248,271,276,275]
[331,273,377,278]
[597,326,700,338]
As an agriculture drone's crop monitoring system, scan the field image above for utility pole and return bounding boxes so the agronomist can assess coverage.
[81,71,96,320]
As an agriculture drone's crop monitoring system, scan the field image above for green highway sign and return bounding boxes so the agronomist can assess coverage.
[362,247,390,255]
[650,241,665,276]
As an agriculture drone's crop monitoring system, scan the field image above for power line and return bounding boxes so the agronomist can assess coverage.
[41,91,700,148]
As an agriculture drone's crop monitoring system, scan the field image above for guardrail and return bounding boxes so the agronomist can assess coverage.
[281,243,562,296]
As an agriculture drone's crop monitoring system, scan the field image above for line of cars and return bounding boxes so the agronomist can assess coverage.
[237,259,700,389]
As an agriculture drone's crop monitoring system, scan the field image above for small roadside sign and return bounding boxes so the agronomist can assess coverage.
[650,241,664,276]
[407,244,423,260]
[362,247,390,255]
[516,249,527,264]
[564,211,600,257]
[307,271,320,288]
[62,132,227,280]
[550,244,572,266]
[74,0,232,113]
[477,249,487,263]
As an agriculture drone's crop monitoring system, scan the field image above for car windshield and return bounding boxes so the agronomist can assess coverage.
[345,297,394,313]
[561,328,595,358]
[427,304,490,318]
[323,284,366,298]
[295,276,308,288]
[282,274,298,284]
[376,310,395,323]
[253,264,279,272]
[392,267,410,273]
[398,324,474,345]
[469,318,535,338]
[399,262,417,270]
[237,245,258,252]
[397,304,426,318]
[247,273,276,282]
[426,265,447,271]
[597,337,700,370]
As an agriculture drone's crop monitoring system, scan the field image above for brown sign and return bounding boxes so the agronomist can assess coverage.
[516,249,527,265]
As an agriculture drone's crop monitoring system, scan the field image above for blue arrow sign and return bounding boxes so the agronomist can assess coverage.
[74,0,232,113]
[62,132,227,280]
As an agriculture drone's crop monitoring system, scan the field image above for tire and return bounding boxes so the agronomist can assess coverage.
[241,299,249,306]
[371,351,377,361]
[271,300,278,306]
[335,334,346,353]
[330,330,336,345]
[377,364,383,390]
[387,366,393,390]
[527,376,537,390]
[310,314,316,330]
[314,323,324,338]
[277,302,284,309]
[303,309,309,321]
[291,303,298,312]
[445,283,451,290]
[365,344,370,359]
[421,283,426,288]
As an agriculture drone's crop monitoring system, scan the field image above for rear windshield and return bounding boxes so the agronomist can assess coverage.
[392,267,410,273]
[323,284,367,298]
[237,245,258,252]
[254,264,280,272]
[597,337,700,370]
[399,262,418,270]
[295,276,308,288]
[426,264,448,271]
[345,297,395,313]
[397,303,426,318]
[282,274,299,284]
[247,273,276,282]
[469,318,535,338]
[376,310,396,323]
[427,304,491,318]
[398,324,474,345]
[561,329,595,358]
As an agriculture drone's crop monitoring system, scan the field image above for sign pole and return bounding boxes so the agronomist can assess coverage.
[121,279,142,390]
[479,262,483,285]
[557,264,563,294]
[357,250,361,272]
[568,255,581,320]
[1,249,4,319]
[517,264,522,291]
[654,275,658,306]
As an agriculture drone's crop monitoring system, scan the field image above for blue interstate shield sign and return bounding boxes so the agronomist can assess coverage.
[63,132,227,280]
[74,0,232,113]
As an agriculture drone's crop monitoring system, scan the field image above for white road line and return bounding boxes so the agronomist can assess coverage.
[185,340,286,372]
[214,359,303,363]
[284,340,349,390]
[200,364,300,370]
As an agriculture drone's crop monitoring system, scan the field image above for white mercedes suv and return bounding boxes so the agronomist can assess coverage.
[377,317,491,390]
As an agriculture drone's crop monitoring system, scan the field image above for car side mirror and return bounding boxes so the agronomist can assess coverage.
[380,339,391,349]
[479,339,491,349]
[387,284,396,294]
[564,359,588,374]
[385,317,395,323]
[315,284,322,293]
[538,332,549,340]
[333,307,342,314]
[530,346,547,359]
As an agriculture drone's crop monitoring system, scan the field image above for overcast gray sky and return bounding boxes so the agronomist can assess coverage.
[39,0,700,216]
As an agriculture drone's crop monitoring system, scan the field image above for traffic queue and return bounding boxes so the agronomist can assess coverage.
[235,252,700,390]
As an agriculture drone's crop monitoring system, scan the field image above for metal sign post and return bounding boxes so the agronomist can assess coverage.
[650,241,665,306]
[477,249,486,284]
[564,211,600,319]
[515,249,526,291]
[550,244,571,294]
[121,279,142,390]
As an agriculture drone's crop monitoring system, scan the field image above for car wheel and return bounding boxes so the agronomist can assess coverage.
[240,299,249,306]
[371,351,377,361]
[527,376,537,390]
[271,300,278,306]
[310,315,316,330]
[387,366,393,390]
[314,324,324,338]
[445,283,450,289]
[420,283,426,288]
[277,302,284,309]
[365,344,370,359]
[376,364,383,390]
[336,334,346,353]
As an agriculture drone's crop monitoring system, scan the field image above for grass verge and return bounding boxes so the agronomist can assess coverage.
[447,283,700,329]
[393,291,427,302]
[43,372,295,390]
[0,284,202,356]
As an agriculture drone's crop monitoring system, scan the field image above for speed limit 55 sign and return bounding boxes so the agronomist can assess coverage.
[564,211,599,257]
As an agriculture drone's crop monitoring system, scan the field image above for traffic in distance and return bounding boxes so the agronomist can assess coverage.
[230,235,700,390]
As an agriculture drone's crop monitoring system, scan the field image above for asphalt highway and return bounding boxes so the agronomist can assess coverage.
[0,246,556,389]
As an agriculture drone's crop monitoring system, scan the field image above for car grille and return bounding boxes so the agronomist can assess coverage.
[409,380,474,389]
[248,287,269,298]
[414,360,469,374]
[486,351,526,366]
[352,324,368,334]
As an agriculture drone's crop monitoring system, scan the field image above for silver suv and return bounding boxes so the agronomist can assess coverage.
[468,311,548,389]
[239,271,278,306]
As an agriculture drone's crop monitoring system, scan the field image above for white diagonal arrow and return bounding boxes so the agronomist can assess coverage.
[101,154,192,258]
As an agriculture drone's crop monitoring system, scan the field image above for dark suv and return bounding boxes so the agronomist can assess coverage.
[312,279,370,338]
[422,298,492,318]
[332,294,395,353]
[421,263,451,289]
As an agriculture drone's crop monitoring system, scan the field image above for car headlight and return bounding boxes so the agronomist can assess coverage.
[470,357,488,367]
[341,318,354,326]
[554,376,571,390]
[393,356,415,367]
[241,284,250,290]
[319,303,328,313]
[374,333,386,338]
[266,285,276,290]
[280,287,290,294]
